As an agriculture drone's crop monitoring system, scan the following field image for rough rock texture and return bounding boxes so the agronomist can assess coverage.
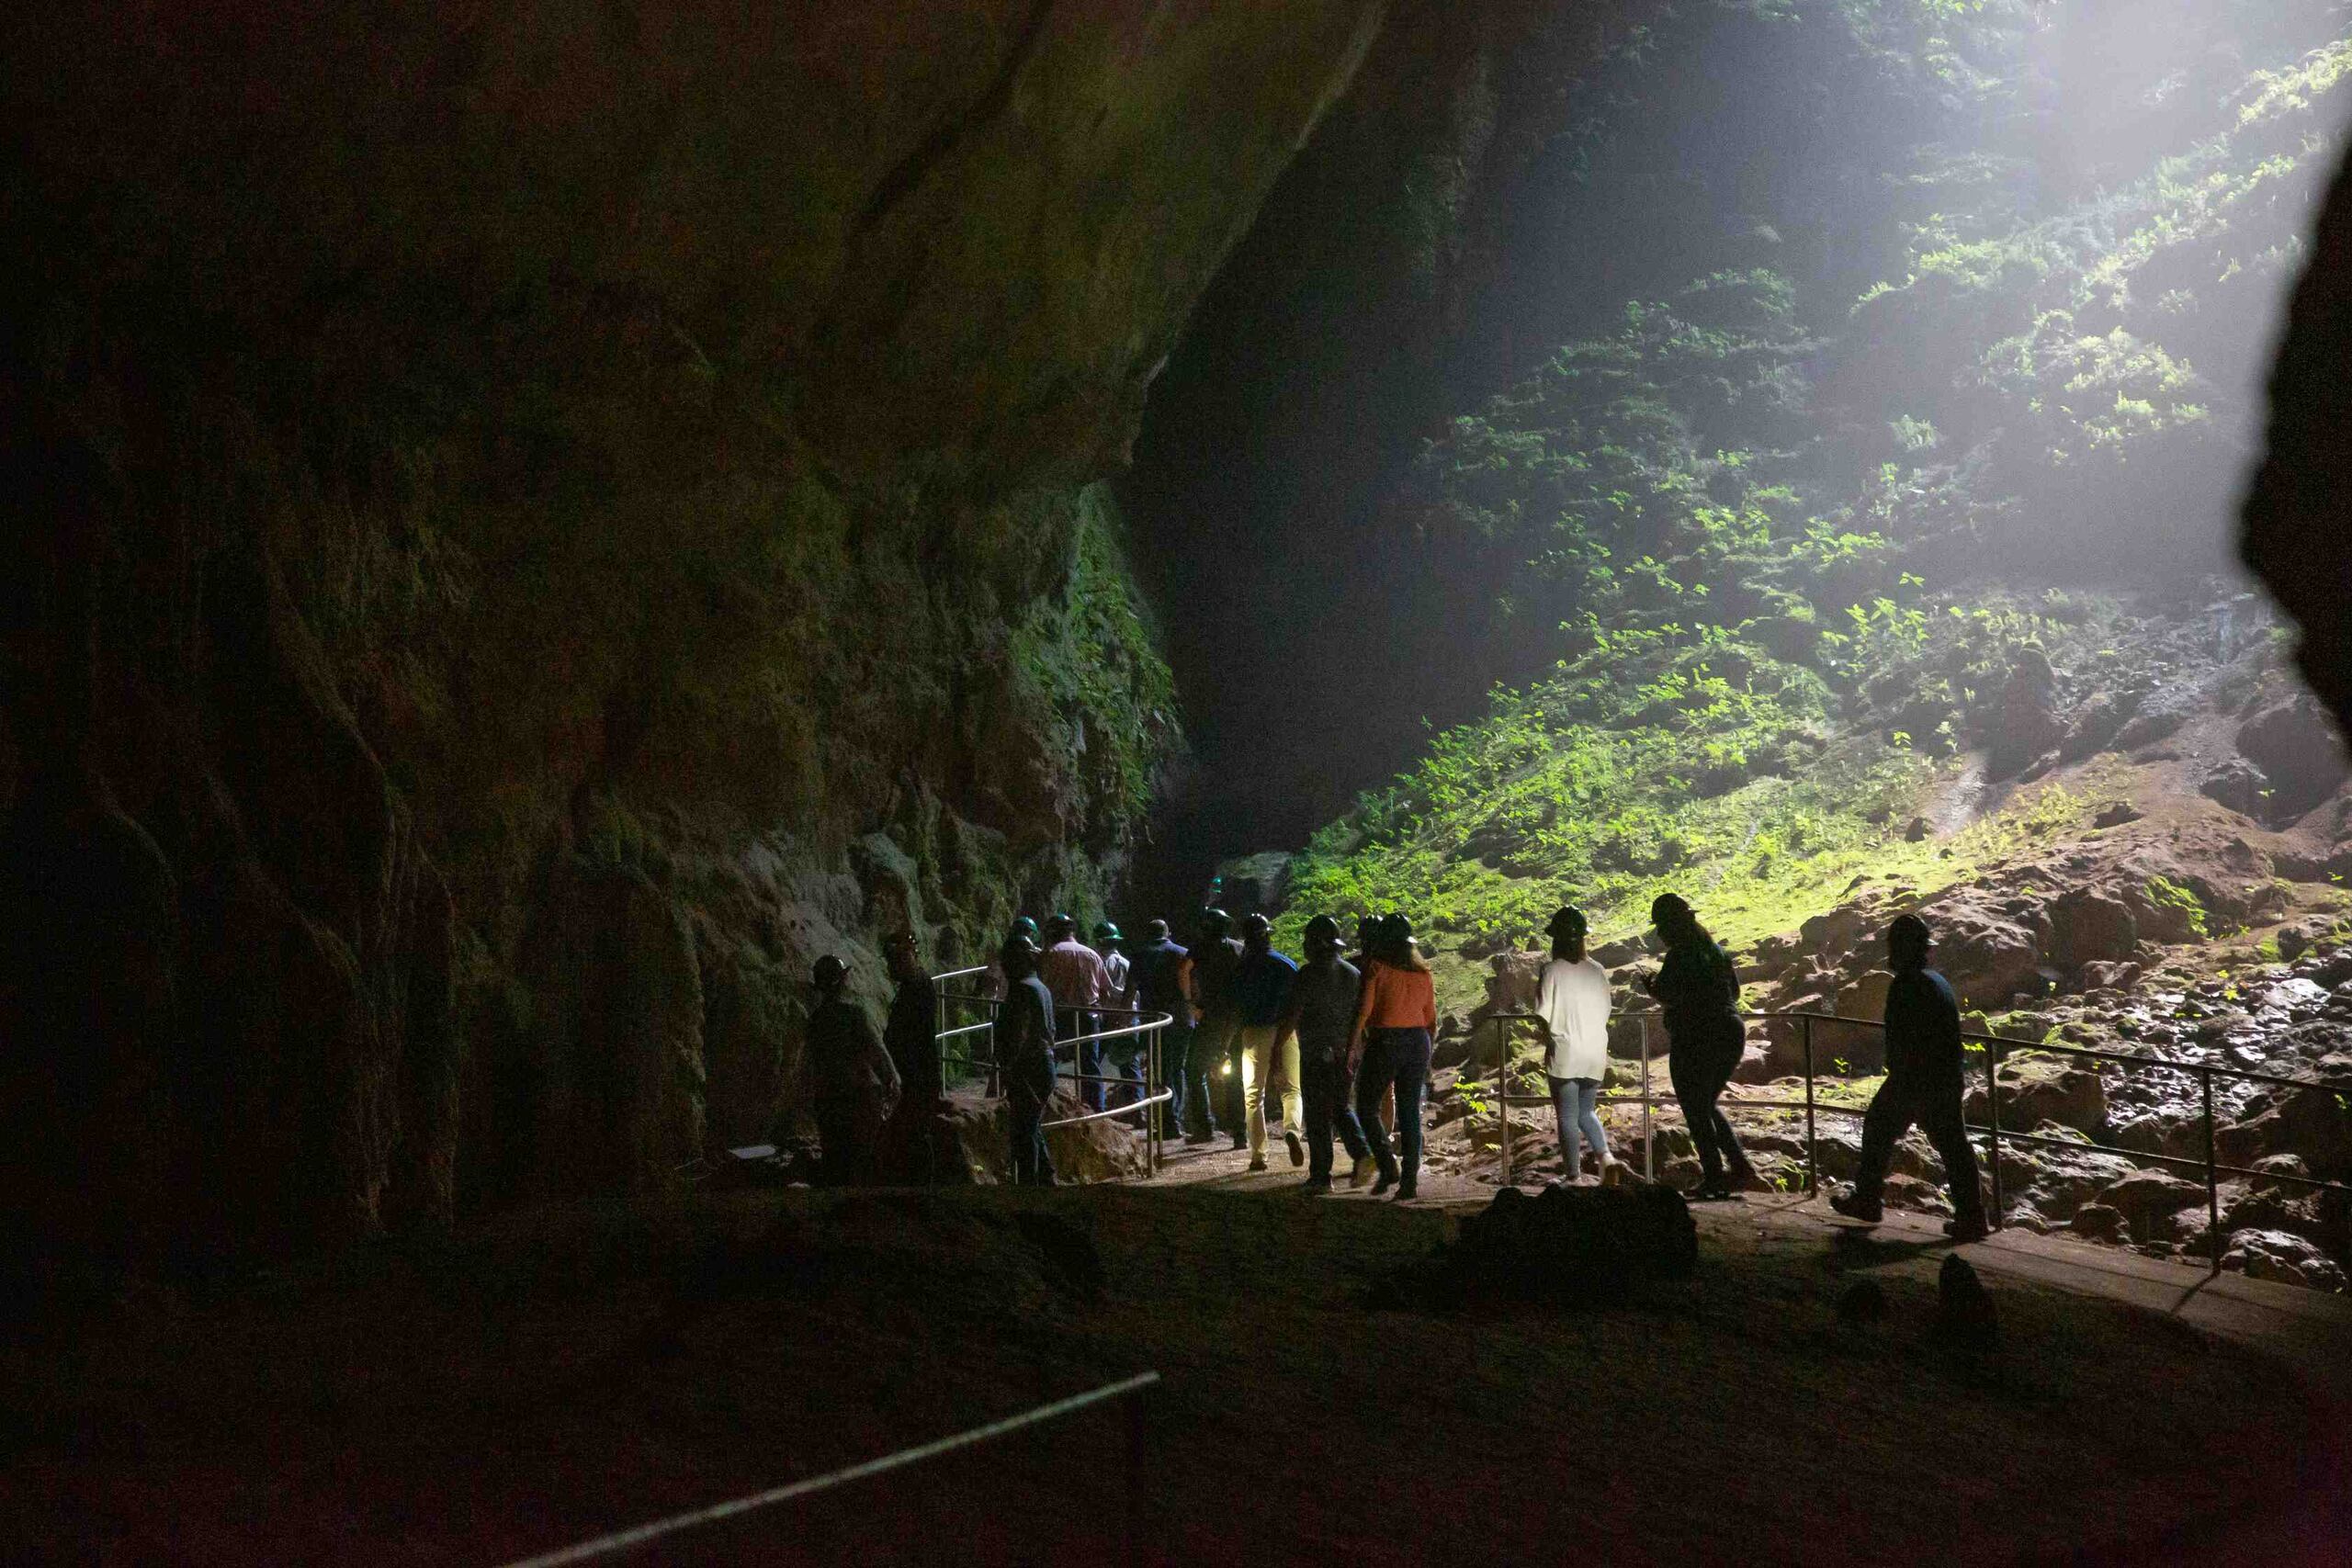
[1380,1181,1698,1310]
[0,2,1391,1256]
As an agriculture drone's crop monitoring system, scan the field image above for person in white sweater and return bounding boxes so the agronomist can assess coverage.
[1535,906,1618,1186]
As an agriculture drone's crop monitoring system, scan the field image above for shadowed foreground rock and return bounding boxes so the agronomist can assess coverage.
[1376,1182,1697,1310]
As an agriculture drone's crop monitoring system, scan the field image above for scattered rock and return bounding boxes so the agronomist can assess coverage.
[2092,801,2143,829]
[2221,1228,2348,1292]
[2046,888,2138,972]
[1837,1278,1888,1324]
[2098,1168,2207,1238]
[1936,1254,1997,1348]
[1380,1183,1698,1310]
[2071,1202,2127,1241]
[2199,757,2271,818]
[1964,1054,2105,1135]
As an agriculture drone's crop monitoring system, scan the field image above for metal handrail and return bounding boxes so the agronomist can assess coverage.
[499,1371,1160,1566]
[1477,1004,2352,1275]
[927,966,1176,1174]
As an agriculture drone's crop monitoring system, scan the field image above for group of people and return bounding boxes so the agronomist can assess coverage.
[801,891,1992,1242]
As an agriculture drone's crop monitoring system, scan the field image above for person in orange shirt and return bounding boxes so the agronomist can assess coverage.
[1348,913,1437,1201]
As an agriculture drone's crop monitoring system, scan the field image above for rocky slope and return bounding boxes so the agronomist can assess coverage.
[1378,591,2352,1291]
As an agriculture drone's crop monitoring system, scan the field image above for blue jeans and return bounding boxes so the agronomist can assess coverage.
[1356,1028,1431,1188]
[1008,1082,1055,1186]
[1549,1075,1607,1178]
[1156,1021,1199,1136]
[1060,1009,1104,1113]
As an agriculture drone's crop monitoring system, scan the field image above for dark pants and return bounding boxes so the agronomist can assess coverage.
[1302,1049,1371,1180]
[1356,1028,1432,1188]
[1198,1012,1244,1145]
[1059,1008,1104,1113]
[1156,1021,1201,1137]
[1668,1018,1750,1188]
[1854,1073,1984,1219]
[1102,1032,1144,1111]
[816,1101,885,1187]
[1007,1080,1056,1186]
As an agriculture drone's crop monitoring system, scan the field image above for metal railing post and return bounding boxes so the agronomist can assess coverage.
[1148,1024,1160,1178]
[1498,1020,1514,1189]
[1640,1015,1655,1182]
[1802,1015,1818,1196]
[1985,1036,2004,1230]
[2203,1066,2221,1276]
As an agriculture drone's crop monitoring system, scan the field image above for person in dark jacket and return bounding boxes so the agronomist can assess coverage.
[805,955,900,1186]
[1275,914,1374,1193]
[1128,919,1201,1142]
[1191,908,1248,1150]
[1643,893,1754,1201]
[997,935,1058,1186]
[880,930,944,1183]
[1832,915,1990,1241]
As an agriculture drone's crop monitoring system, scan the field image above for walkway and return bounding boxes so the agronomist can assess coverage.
[1147,1135,2352,1371]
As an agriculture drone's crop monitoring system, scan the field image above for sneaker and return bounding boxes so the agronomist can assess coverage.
[1284,1130,1305,1168]
[1946,1213,1990,1244]
[1371,1173,1395,1197]
[1247,1156,1268,1173]
[1302,1176,1332,1195]
[1829,1190,1883,1224]
[1350,1156,1377,1189]
[1230,1137,1248,1153]
[1394,1179,1418,1201]
[1183,1132,1214,1146]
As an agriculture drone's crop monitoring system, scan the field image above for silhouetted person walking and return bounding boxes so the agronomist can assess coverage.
[1537,906,1619,1186]
[881,930,944,1182]
[805,955,899,1186]
[1644,893,1754,1201]
[998,935,1058,1186]
[1351,913,1437,1201]
[1129,919,1199,1141]
[1276,914,1374,1192]
[1832,914,1990,1242]
[1233,912,1303,1171]
[1192,908,1247,1150]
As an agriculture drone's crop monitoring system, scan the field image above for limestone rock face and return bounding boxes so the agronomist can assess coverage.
[2234,693,2349,820]
[0,2,1396,1258]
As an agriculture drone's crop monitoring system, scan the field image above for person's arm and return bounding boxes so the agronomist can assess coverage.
[1415,970,1437,1032]
[1349,964,1379,1069]
[1175,953,1196,1023]
[1272,970,1306,1057]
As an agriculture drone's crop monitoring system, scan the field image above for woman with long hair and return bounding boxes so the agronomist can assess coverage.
[1642,893,1755,1201]
[1348,913,1436,1201]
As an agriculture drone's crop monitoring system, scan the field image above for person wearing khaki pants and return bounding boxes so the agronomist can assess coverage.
[1232,913,1303,1171]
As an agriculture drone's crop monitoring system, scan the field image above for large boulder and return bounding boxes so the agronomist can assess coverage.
[1922,905,2044,1010]
[2045,888,2138,973]
[2098,1168,2207,1240]
[2236,693,2351,819]
[1963,1052,2105,1135]
[1381,1182,1698,1309]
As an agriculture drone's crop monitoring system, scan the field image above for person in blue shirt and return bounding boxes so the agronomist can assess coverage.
[1232,912,1302,1171]
[1128,919,1204,1143]
[1832,914,1990,1242]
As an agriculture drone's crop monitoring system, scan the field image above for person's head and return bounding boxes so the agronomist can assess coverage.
[1353,915,1380,953]
[1094,920,1123,952]
[883,930,922,981]
[1650,892,1696,943]
[1304,913,1343,959]
[1011,914,1040,943]
[1144,918,1170,943]
[1001,934,1040,981]
[1380,912,1430,972]
[1044,912,1076,943]
[812,954,849,996]
[1198,906,1231,942]
[1547,905,1589,961]
[1240,911,1272,953]
[1888,913,1931,972]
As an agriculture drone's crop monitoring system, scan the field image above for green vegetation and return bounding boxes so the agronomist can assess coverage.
[1278,2,2349,962]
[2144,875,2213,942]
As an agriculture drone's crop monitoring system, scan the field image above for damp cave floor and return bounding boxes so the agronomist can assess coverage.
[6,1162,2349,1566]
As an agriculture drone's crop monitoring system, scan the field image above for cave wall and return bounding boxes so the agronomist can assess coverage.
[0,1,1390,1257]
[2245,141,2352,728]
